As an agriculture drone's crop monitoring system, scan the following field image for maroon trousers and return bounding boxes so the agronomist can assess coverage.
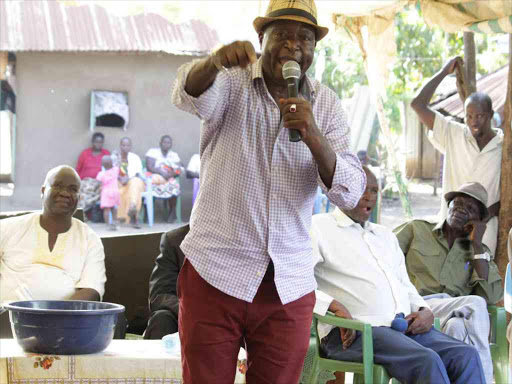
[178,259,315,384]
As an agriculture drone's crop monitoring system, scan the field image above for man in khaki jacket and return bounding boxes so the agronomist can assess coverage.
[395,182,503,384]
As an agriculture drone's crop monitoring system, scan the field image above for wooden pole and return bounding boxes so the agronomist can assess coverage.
[496,34,512,285]
[463,32,477,95]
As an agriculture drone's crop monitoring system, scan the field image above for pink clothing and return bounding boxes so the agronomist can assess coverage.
[96,167,120,208]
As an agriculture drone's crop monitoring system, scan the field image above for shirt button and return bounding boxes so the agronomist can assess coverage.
[257,271,262,277]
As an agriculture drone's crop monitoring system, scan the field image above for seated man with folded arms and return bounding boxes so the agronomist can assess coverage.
[312,167,484,384]
[394,182,503,384]
[144,225,188,339]
[0,165,106,337]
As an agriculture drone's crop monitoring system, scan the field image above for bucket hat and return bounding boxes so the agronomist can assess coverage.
[445,182,489,221]
[253,0,329,41]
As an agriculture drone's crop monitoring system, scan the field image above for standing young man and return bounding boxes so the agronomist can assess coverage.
[411,57,503,254]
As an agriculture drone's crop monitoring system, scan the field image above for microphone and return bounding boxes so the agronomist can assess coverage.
[282,61,302,142]
[391,313,409,333]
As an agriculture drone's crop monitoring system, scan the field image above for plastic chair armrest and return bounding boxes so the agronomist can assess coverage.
[314,313,369,332]
[313,313,374,382]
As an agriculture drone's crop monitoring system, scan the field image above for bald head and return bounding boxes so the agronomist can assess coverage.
[41,165,81,217]
[342,166,379,224]
[363,166,377,186]
[43,165,80,188]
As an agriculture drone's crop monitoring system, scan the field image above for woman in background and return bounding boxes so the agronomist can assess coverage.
[145,135,183,223]
[112,137,145,229]
[76,132,110,218]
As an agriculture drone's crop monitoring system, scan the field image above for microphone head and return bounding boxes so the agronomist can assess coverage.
[282,61,301,80]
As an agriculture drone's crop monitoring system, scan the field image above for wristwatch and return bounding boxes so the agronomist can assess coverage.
[473,252,490,262]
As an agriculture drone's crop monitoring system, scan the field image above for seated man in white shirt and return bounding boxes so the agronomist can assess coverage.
[0,165,107,337]
[312,167,484,384]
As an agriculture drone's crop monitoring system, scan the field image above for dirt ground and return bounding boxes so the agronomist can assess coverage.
[380,182,442,230]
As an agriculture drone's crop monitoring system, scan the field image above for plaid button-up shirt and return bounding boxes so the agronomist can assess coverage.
[171,58,365,304]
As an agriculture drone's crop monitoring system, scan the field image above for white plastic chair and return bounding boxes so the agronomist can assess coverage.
[140,174,154,227]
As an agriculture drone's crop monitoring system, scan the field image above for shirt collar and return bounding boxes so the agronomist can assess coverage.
[251,57,316,102]
[332,207,376,234]
[487,128,504,146]
[465,126,504,149]
[432,220,445,237]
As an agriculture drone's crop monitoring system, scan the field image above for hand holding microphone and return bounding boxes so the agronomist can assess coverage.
[280,60,320,144]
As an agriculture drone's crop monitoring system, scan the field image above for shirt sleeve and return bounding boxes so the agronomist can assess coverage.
[426,111,465,155]
[469,244,504,304]
[187,154,201,174]
[128,153,143,178]
[171,59,231,126]
[391,233,429,311]
[148,233,180,316]
[76,228,106,300]
[311,219,333,315]
[318,99,366,210]
[145,148,158,159]
[508,229,512,265]
[393,221,415,255]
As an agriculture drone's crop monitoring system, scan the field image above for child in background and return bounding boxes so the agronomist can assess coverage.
[96,156,120,230]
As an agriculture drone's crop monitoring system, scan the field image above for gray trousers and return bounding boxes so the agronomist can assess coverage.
[425,294,493,384]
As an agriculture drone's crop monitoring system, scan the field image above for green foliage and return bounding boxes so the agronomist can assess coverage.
[310,5,508,136]
[308,33,367,100]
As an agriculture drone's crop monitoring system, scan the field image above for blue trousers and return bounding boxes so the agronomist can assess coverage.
[321,326,485,384]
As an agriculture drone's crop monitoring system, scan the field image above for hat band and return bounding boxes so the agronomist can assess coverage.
[266,8,318,26]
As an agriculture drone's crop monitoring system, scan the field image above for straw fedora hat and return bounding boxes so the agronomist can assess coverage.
[253,0,329,41]
[444,182,490,221]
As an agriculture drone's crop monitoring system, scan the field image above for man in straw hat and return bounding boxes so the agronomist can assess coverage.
[171,0,365,382]
[395,182,503,384]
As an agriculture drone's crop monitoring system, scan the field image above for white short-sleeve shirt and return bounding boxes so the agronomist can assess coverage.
[145,148,181,170]
[428,111,503,254]
[186,154,200,175]
[0,213,106,302]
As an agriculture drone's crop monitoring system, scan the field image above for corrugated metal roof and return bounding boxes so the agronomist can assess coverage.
[0,0,220,55]
[431,65,509,119]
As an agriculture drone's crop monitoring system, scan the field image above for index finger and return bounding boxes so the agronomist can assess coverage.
[243,41,258,65]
